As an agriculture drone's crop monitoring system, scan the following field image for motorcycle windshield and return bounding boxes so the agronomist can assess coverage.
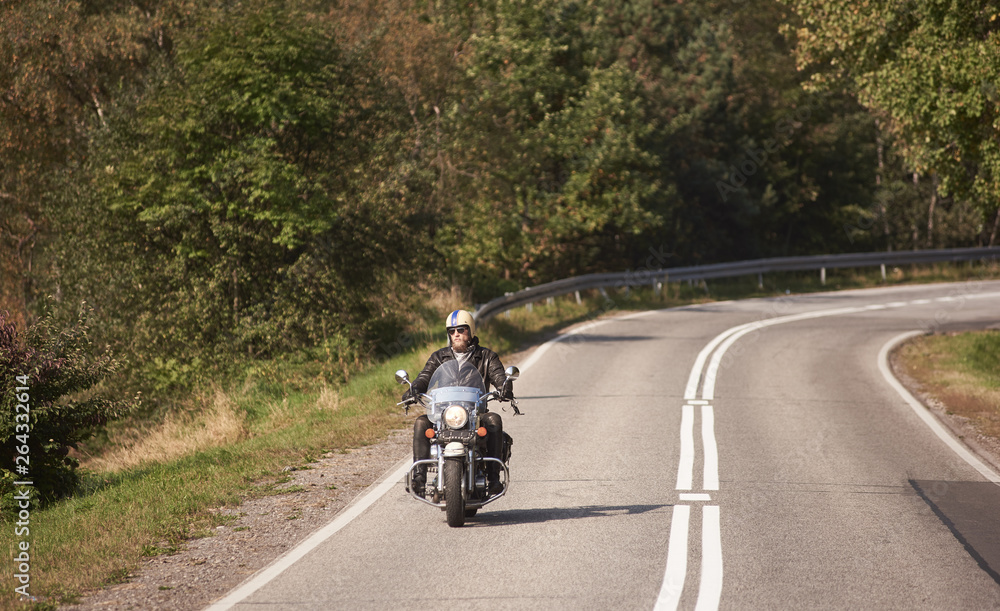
[425,360,485,424]
[427,359,486,393]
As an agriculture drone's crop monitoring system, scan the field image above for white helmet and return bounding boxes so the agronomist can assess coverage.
[445,309,476,337]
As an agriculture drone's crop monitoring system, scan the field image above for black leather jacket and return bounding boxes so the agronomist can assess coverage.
[407,337,509,398]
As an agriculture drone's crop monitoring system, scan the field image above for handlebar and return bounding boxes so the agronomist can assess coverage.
[396,393,429,414]
[483,391,522,416]
[400,391,522,416]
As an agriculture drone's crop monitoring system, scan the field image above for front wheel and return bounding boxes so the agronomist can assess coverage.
[444,459,466,527]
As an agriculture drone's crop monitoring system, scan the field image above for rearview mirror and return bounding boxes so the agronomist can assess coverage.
[394,370,411,386]
[504,366,519,381]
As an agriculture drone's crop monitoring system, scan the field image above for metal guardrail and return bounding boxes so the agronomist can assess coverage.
[473,246,1000,322]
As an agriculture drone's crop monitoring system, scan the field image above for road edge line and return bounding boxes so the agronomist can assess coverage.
[203,457,412,610]
[878,331,1000,484]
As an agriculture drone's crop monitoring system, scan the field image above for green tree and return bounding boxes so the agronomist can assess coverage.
[0,0,198,321]
[604,2,751,262]
[1,0,132,321]
[783,0,1000,240]
[428,0,663,294]
[58,1,421,378]
[615,0,889,260]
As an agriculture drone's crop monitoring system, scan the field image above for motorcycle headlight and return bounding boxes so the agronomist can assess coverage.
[443,404,469,430]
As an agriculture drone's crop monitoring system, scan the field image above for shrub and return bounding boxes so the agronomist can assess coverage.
[0,307,138,510]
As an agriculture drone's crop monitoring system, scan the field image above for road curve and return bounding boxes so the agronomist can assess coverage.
[209,280,1000,610]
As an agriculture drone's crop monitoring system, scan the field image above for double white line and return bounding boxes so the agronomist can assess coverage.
[654,323,733,611]
[657,305,876,609]
[654,289,1000,609]
[657,303,881,610]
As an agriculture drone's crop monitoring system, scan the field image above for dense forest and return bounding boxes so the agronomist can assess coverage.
[2,0,999,386]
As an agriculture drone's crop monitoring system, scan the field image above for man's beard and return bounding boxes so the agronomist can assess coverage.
[451,336,471,353]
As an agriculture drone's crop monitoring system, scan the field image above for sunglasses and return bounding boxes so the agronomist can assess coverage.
[448,326,470,336]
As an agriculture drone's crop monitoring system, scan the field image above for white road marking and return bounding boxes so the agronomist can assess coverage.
[695,506,724,611]
[206,316,629,608]
[207,288,1000,611]
[207,308,664,609]
[655,505,691,611]
[518,308,659,371]
[966,291,1000,300]
[702,406,719,491]
[685,328,741,400]
[701,306,865,400]
[660,290,1000,611]
[680,493,712,501]
[677,404,695,490]
[517,318,607,371]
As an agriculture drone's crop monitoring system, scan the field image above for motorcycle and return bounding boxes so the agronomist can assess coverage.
[395,361,520,527]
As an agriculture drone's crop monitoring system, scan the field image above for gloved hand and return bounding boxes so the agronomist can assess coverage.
[499,384,514,402]
[401,388,416,403]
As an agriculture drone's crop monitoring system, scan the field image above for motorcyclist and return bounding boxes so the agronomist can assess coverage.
[402,309,514,496]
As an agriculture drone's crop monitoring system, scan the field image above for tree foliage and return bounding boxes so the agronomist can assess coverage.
[436,0,662,291]
[0,0,192,321]
[62,1,423,373]
[784,0,1000,219]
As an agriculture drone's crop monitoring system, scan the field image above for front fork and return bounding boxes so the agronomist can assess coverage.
[407,450,510,507]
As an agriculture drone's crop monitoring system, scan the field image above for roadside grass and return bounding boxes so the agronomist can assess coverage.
[896,330,1000,440]
[2,260,998,609]
[82,389,249,473]
[0,347,433,610]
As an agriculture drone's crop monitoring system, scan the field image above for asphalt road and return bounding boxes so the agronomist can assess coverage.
[210,280,1000,610]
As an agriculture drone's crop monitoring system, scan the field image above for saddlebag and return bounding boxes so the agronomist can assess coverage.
[501,432,513,464]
